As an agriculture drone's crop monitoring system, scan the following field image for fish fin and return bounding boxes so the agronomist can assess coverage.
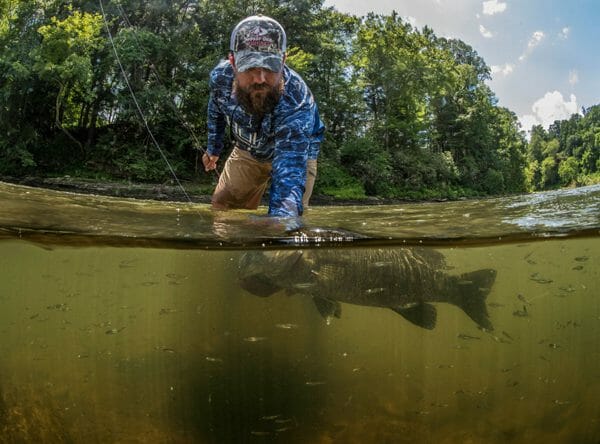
[277,250,304,270]
[391,303,437,330]
[312,296,342,322]
[450,269,496,331]
[239,275,282,297]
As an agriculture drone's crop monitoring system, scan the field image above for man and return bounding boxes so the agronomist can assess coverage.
[202,15,324,218]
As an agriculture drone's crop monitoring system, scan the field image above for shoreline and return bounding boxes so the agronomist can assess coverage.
[2,176,420,206]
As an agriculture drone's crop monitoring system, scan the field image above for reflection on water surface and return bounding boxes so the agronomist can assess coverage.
[1,182,598,247]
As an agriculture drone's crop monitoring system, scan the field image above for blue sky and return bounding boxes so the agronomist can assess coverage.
[323,0,600,131]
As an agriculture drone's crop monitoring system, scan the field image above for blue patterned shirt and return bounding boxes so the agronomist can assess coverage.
[207,60,324,217]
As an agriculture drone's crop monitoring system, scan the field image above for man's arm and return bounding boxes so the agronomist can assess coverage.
[206,64,233,159]
[308,104,325,160]
[206,90,226,159]
[268,107,313,218]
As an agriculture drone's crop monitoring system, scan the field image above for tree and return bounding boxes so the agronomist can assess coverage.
[527,125,546,162]
[541,156,558,188]
[558,156,579,186]
[32,9,104,152]
[524,104,599,190]
[0,0,56,173]
[524,160,541,191]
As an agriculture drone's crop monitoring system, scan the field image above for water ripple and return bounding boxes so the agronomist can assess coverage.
[1,181,598,248]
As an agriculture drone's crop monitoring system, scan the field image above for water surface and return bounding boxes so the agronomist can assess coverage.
[2,182,598,247]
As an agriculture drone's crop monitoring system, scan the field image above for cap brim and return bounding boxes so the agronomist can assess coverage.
[235,50,283,73]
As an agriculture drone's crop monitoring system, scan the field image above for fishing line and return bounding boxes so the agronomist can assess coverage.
[113,2,218,177]
[99,0,198,204]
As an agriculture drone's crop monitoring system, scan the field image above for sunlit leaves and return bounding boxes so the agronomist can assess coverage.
[525,105,600,189]
[34,9,103,81]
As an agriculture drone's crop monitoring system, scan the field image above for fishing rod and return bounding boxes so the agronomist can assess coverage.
[113,2,218,177]
[98,0,215,204]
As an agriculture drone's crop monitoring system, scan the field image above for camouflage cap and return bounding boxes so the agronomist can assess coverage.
[230,15,286,73]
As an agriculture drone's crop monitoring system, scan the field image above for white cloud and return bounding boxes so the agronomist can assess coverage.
[528,31,545,48]
[519,91,579,130]
[519,114,540,132]
[519,30,545,61]
[568,70,579,85]
[491,63,514,76]
[479,24,493,38]
[558,27,570,40]
[405,15,418,28]
[482,0,507,15]
[494,29,545,80]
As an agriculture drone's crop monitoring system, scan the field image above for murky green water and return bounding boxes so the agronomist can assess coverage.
[1,182,599,443]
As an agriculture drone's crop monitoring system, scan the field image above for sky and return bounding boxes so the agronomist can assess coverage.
[323,0,600,132]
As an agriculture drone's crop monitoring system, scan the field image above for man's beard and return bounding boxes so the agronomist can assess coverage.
[234,79,281,117]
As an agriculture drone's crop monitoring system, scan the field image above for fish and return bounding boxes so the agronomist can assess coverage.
[237,248,496,331]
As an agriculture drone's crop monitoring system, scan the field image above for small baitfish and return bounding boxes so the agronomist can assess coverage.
[237,248,496,331]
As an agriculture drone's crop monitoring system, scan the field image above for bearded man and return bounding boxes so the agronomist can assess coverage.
[203,15,324,218]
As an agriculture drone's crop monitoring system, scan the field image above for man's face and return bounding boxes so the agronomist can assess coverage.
[233,64,283,117]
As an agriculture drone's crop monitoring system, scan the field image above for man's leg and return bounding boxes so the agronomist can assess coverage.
[211,147,272,210]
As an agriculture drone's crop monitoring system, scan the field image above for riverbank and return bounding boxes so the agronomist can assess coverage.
[1,176,404,206]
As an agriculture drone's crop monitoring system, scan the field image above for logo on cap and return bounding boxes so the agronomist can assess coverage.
[240,26,278,52]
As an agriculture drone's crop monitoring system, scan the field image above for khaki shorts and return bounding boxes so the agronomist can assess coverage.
[211,147,317,211]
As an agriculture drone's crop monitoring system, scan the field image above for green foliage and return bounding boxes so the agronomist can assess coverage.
[314,157,366,199]
[396,185,479,201]
[481,169,505,194]
[285,46,315,74]
[524,105,599,191]
[0,143,36,173]
[543,139,560,158]
[33,10,104,132]
[578,172,600,186]
[340,136,392,195]
[524,160,541,192]
[541,157,559,189]
[558,156,579,186]
[0,0,592,199]
[346,12,526,197]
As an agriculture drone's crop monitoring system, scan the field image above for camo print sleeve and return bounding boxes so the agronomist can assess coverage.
[206,61,232,157]
[268,77,316,217]
[309,105,325,160]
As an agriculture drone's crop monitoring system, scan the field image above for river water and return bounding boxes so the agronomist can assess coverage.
[0,181,598,443]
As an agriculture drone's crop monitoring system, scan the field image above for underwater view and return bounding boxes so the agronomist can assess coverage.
[0,182,599,443]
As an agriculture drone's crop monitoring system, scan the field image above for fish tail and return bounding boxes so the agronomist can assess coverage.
[447,269,496,331]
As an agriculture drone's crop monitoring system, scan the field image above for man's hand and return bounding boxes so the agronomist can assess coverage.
[202,153,219,172]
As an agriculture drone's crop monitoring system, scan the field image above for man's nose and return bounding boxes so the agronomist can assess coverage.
[251,69,268,83]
